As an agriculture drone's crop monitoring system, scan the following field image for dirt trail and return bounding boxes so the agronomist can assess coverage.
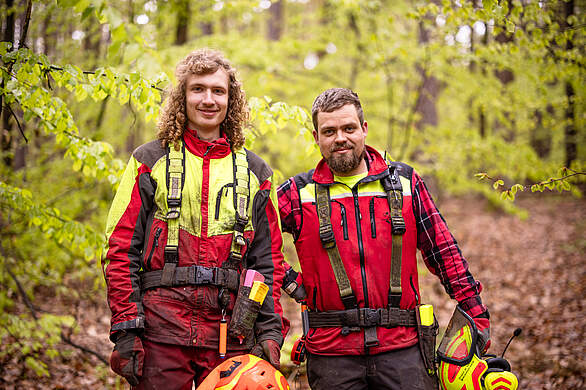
[2,195,584,389]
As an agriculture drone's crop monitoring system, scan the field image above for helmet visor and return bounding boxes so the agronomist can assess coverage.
[436,305,479,366]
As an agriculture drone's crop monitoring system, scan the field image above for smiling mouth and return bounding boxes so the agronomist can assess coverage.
[198,109,219,116]
[332,146,352,153]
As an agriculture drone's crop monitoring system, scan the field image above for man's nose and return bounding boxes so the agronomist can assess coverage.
[334,130,347,143]
[202,89,214,104]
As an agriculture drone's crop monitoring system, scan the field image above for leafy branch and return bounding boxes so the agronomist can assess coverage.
[475,168,585,201]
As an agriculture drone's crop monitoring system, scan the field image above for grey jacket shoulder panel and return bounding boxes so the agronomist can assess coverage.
[244,148,273,184]
[132,140,166,169]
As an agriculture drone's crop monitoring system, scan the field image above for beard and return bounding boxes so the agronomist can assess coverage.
[325,143,365,174]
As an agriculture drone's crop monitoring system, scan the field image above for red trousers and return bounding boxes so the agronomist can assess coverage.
[134,339,242,390]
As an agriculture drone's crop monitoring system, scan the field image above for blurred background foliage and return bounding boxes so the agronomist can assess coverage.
[0,0,584,384]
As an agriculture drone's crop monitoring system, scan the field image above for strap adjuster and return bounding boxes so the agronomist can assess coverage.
[195,266,216,285]
[319,225,336,249]
[360,308,383,327]
[167,198,181,208]
[391,216,406,234]
[164,247,179,264]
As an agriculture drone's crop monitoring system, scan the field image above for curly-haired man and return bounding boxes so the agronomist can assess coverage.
[103,49,287,389]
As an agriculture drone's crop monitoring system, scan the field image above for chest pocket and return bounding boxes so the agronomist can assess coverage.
[214,182,237,232]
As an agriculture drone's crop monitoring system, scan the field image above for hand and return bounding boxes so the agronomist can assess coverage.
[473,317,491,354]
[250,339,281,370]
[110,330,144,386]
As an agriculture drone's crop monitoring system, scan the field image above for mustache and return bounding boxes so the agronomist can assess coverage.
[331,143,353,152]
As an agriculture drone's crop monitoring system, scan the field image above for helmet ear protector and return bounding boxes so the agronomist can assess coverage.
[485,357,511,373]
[437,306,519,390]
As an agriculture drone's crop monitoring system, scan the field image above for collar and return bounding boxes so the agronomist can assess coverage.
[183,128,232,158]
[312,145,389,185]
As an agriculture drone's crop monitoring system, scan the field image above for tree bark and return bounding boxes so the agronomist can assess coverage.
[563,0,576,167]
[175,0,190,45]
[267,0,284,41]
[2,0,15,167]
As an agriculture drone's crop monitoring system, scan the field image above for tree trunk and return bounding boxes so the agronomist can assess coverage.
[414,17,440,132]
[530,106,553,158]
[175,0,190,45]
[563,0,576,167]
[2,0,15,167]
[267,0,283,41]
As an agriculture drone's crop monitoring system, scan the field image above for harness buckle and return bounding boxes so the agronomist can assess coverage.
[167,198,181,209]
[319,225,336,249]
[195,266,215,285]
[361,308,383,327]
[391,216,406,235]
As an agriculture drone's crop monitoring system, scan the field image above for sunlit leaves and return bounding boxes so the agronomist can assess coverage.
[0,182,102,261]
[246,96,312,149]
[1,47,165,186]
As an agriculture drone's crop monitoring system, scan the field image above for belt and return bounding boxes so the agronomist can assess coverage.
[308,307,417,329]
[141,266,239,291]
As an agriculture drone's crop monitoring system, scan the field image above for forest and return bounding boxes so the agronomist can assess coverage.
[0,0,584,388]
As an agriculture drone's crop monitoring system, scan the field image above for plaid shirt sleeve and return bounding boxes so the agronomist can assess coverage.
[277,178,303,240]
[412,170,489,319]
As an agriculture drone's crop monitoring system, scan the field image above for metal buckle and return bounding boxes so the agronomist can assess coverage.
[361,308,382,327]
[167,198,181,208]
[391,216,406,235]
[319,225,336,249]
[195,266,215,285]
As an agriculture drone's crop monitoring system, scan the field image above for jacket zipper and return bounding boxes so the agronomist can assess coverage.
[410,275,420,306]
[369,198,376,238]
[215,183,233,220]
[352,188,369,308]
[146,227,163,270]
[331,200,348,240]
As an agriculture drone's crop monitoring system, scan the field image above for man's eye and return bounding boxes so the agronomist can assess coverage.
[192,86,203,92]
[213,89,225,94]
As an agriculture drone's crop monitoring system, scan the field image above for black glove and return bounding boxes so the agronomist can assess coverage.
[110,330,144,386]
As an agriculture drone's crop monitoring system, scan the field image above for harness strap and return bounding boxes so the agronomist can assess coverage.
[141,266,239,291]
[315,184,357,310]
[162,141,185,286]
[226,148,250,267]
[381,164,406,307]
[308,307,417,329]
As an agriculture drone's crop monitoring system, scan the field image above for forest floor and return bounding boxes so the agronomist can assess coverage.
[1,194,584,389]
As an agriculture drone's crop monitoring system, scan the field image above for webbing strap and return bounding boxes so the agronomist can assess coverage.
[384,165,406,307]
[162,141,185,285]
[141,266,239,291]
[308,307,417,328]
[315,185,357,310]
[228,149,250,265]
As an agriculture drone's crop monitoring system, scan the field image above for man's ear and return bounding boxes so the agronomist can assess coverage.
[362,121,368,136]
[313,130,319,143]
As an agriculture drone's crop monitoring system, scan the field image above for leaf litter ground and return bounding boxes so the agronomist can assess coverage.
[1,195,584,389]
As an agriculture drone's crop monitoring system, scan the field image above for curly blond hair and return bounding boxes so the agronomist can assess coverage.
[157,49,248,150]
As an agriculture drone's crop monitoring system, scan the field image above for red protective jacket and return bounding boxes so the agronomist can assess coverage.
[103,130,287,351]
[278,146,488,355]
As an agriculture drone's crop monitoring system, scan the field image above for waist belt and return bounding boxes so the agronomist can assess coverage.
[308,307,417,329]
[141,266,239,291]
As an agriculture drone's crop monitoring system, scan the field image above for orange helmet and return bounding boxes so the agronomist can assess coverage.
[197,354,290,390]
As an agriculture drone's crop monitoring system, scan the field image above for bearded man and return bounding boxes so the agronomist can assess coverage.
[278,88,490,389]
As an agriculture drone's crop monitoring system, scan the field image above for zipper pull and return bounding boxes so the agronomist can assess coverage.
[204,145,213,157]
